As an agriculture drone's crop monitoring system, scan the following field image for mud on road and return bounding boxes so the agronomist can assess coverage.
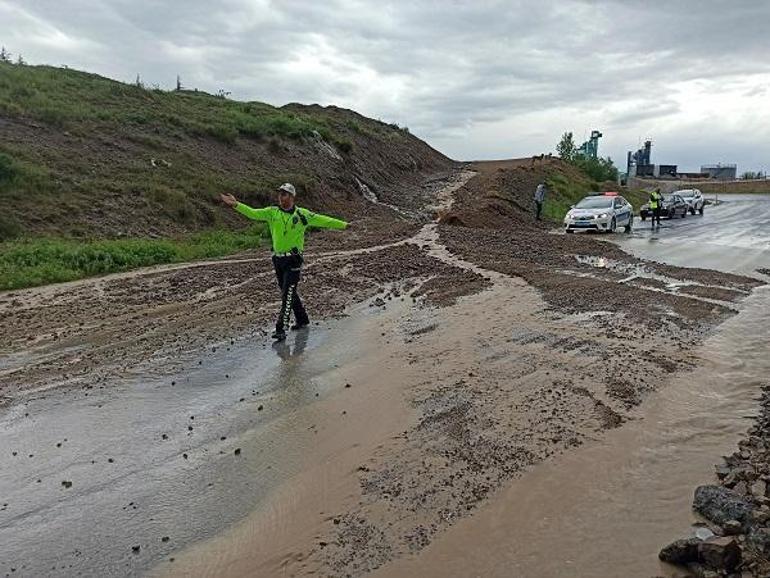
[0,161,765,577]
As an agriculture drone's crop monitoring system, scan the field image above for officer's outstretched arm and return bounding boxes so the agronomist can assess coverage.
[306,211,348,230]
[234,203,273,222]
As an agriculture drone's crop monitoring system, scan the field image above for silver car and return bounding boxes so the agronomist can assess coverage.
[675,189,705,215]
[564,193,634,234]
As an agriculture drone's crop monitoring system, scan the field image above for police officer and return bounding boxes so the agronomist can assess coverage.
[220,183,348,341]
[649,187,663,228]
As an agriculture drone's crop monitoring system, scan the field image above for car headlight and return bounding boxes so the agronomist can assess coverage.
[597,213,608,219]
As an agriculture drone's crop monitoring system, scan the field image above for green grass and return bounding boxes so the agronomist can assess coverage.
[0,227,266,291]
[543,173,648,221]
[0,62,349,146]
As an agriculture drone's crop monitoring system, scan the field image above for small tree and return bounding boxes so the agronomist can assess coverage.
[135,74,143,88]
[556,131,576,161]
[0,47,11,63]
[176,75,182,91]
[16,54,25,66]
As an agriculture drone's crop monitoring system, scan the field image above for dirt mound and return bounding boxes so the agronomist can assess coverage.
[439,157,592,229]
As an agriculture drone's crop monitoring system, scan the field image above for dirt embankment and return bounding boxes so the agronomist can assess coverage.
[0,64,455,239]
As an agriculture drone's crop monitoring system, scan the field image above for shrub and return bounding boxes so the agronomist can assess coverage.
[0,152,18,186]
[0,214,21,240]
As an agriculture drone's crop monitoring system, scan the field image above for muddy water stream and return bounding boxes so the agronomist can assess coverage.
[376,286,770,578]
[376,197,770,577]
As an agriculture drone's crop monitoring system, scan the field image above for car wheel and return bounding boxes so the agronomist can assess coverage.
[681,210,686,218]
[625,215,633,233]
[690,207,695,215]
[610,217,617,233]
[699,205,704,215]
[641,214,646,221]
[566,229,574,234]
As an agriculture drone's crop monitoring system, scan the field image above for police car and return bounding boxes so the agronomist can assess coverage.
[564,192,634,234]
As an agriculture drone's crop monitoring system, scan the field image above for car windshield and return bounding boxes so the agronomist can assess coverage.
[575,197,613,209]
[678,191,694,198]
[661,195,675,202]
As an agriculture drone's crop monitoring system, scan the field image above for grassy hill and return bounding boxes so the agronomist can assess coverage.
[0,61,452,242]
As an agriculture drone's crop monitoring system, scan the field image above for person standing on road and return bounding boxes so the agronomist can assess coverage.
[220,183,348,342]
[649,188,663,229]
[534,181,548,221]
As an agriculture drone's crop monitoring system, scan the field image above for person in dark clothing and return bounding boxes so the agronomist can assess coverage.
[534,182,547,220]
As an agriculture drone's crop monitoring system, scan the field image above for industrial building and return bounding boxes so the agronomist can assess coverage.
[626,140,678,178]
[625,140,737,182]
[701,164,737,181]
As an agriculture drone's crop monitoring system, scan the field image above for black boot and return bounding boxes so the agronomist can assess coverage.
[290,321,310,331]
[271,329,286,341]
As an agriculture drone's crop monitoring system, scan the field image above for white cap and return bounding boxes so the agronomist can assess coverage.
[278,183,296,196]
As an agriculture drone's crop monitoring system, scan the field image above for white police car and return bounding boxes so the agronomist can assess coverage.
[564,192,634,234]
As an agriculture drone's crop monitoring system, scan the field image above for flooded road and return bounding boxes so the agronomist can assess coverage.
[0,303,412,576]
[376,286,770,578]
[375,193,770,577]
[616,194,770,275]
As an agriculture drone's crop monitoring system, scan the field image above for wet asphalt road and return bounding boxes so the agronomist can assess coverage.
[613,194,770,275]
[0,320,370,577]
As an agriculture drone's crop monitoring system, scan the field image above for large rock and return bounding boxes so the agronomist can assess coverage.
[697,536,741,572]
[694,485,755,530]
[659,537,700,565]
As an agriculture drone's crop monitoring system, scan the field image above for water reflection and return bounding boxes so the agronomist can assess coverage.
[271,328,309,360]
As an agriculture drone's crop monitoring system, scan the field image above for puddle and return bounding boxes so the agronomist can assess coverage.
[0,302,402,577]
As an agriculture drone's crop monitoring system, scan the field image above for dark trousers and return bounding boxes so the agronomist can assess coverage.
[535,200,543,220]
[273,254,309,332]
[652,207,662,226]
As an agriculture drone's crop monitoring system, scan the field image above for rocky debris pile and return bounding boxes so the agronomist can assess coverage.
[660,384,770,577]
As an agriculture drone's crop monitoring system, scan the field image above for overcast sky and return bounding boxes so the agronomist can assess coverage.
[2,0,769,172]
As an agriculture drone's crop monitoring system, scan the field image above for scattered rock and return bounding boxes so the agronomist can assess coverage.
[698,536,741,572]
[61,481,73,489]
[659,537,700,565]
[234,448,241,455]
[131,545,140,553]
[693,485,754,530]
[748,527,770,554]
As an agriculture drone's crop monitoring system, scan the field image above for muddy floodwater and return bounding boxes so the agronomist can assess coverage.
[1,184,768,578]
[376,286,770,577]
[374,195,770,578]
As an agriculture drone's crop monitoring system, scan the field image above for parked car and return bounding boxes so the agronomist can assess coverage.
[564,192,634,234]
[640,193,689,220]
[676,188,705,215]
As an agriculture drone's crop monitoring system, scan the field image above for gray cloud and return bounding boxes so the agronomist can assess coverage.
[1,0,769,170]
